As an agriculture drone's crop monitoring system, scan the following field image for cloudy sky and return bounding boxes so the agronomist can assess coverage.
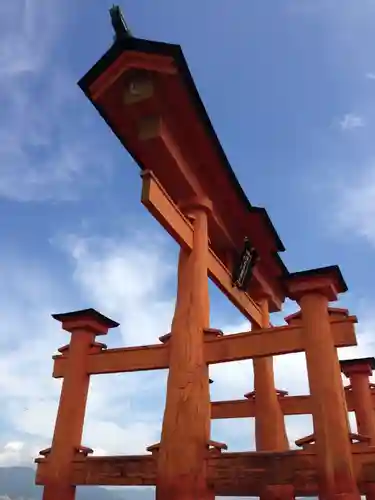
[1,0,375,495]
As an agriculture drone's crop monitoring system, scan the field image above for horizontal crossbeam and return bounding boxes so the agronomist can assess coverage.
[52,316,356,377]
[35,448,375,496]
[35,454,156,487]
[53,344,169,378]
[211,390,375,419]
[205,316,356,364]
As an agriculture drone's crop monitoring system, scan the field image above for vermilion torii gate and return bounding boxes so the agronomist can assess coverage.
[35,7,375,500]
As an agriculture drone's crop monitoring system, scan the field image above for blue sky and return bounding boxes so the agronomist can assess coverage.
[1,0,375,493]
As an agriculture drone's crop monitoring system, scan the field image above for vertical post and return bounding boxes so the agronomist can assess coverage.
[156,197,213,500]
[251,298,293,500]
[285,307,352,437]
[341,358,375,500]
[252,299,289,451]
[285,267,360,500]
[340,358,375,443]
[41,309,119,500]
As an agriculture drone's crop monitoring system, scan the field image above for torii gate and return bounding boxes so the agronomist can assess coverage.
[35,7,375,500]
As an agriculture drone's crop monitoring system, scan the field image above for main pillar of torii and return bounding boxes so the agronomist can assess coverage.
[151,197,221,500]
[284,266,360,500]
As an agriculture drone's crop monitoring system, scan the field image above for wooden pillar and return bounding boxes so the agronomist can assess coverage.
[340,358,375,443]
[251,298,293,500]
[341,358,375,500]
[41,309,118,500]
[285,307,352,438]
[156,197,213,500]
[251,299,289,451]
[285,267,360,500]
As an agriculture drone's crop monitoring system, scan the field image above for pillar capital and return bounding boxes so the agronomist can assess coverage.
[52,308,119,336]
[179,195,213,216]
[283,265,348,302]
[285,307,350,325]
[340,357,375,378]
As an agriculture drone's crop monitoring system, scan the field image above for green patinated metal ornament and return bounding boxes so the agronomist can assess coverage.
[109,5,133,41]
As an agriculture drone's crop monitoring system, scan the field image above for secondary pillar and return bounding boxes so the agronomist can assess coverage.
[250,298,293,500]
[41,308,119,500]
[251,299,289,451]
[340,358,375,443]
[341,358,375,500]
[285,266,360,500]
[156,197,213,500]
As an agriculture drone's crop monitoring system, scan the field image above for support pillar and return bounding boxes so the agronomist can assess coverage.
[285,267,360,500]
[341,358,375,500]
[41,309,119,500]
[340,358,375,443]
[156,197,214,500]
[285,307,352,438]
[251,299,289,451]
[250,298,293,500]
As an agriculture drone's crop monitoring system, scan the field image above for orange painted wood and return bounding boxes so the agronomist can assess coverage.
[36,448,375,496]
[41,326,96,499]
[298,291,360,499]
[156,200,213,499]
[351,375,375,443]
[89,52,177,100]
[138,118,283,309]
[141,170,194,251]
[52,316,356,378]
[251,299,293,500]
[141,170,264,325]
[211,390,375,419]
[36,454,156,487]
[205,318,356,364]
[252,300,290,457]
[342,360,375,446]
[53,343,169,377]
[82,49,287,305]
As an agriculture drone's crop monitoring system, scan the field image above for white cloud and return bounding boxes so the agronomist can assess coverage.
[0,441,40,467]
[0,0,116,202]
[339,113,366,131]
[0,69,115,202]
[0,228,372,469]
[333,161,375,245]
[0,232,174,466]
[61,232,176,346]
[366,72,375,80]
[4,442,23,452]
[0,0,63,77]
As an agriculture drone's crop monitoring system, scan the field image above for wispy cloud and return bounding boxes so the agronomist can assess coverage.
[0,0,63,77]
[0,228,370,466]
[339,113,366,131]
[333,161,375,245]
[366,72,375,80]
[0,0,116,202]
[59,231,177,346]
[0,232,173,464]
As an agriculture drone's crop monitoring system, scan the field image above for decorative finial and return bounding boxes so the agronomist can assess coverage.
[109,5,133,41]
